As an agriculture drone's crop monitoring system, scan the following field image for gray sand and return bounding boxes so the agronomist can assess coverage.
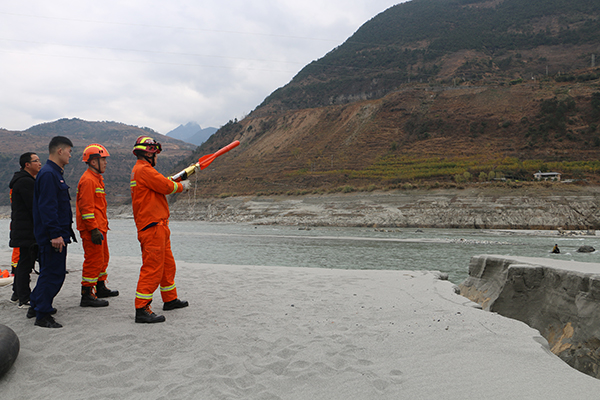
[1,250,599,399]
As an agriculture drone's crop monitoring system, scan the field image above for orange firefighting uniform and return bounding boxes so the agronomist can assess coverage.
[76,169,110,287]
[11,248,20,269]
[130,159,184,308]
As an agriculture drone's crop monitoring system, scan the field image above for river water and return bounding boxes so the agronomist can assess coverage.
[3,219,600,283]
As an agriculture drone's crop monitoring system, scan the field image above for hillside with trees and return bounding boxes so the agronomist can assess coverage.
[170,0,600,198]
[259,0,600,112]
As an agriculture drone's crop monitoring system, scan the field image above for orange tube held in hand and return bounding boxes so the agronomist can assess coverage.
[198,140,240,170]
[169,140,240,182]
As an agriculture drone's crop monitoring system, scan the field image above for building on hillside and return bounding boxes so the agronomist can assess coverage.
[533,171,561,181]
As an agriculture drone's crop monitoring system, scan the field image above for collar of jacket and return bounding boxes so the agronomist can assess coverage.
[9,169,35,189]
[46,159,64,175]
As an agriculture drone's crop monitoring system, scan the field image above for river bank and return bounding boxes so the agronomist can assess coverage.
[2,185,600,230]
[161,185,600,230]
[460,255,600,379]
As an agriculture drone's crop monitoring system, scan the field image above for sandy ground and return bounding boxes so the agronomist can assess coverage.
[1,249,600,400]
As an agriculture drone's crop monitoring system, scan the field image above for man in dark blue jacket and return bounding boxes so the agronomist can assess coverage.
[29,136,76,328]
[9,152,42,307]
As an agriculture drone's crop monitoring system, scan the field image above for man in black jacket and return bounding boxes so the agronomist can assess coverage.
[9,152,42,308]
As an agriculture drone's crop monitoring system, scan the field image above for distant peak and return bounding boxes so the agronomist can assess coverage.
[166,121,203,140]
[185,121,201,129]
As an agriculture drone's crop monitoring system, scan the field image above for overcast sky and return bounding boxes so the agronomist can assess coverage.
[0,1,404,135]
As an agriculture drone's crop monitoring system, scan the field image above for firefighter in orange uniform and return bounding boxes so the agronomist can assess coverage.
[76,144,119,308]
[130,136,190,323]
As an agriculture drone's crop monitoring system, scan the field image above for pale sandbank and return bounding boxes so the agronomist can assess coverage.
[1,250,600,399]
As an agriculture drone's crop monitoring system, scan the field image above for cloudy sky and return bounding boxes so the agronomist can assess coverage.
[0,1,404,135]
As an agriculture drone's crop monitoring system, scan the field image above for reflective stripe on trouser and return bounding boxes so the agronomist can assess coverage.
[135,224,177,308]
[80,230,110,287]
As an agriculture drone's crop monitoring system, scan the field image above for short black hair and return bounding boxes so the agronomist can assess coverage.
[19,152,36,169]
[48,136,74,154]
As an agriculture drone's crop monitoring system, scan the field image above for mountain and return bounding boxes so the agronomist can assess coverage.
[172,0,600,198]
[166,123,218,145]
[166,122,201,141]
[0,118,195,206]
[3,0,599,205]
[187,127,218,146]
[259,0,600,112]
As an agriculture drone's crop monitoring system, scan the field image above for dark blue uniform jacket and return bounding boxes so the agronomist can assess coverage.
[33,160,76,246]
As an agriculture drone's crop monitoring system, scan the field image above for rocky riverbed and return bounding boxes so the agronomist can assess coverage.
[155,186,600,230]
[3,185,600,230]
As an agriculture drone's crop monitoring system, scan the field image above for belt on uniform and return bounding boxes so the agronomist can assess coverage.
[141,220,169,231]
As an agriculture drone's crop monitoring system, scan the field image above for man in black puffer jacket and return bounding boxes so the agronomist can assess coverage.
[9,152,42,307]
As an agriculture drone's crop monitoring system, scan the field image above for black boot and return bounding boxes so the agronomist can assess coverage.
[27,307,56,319]
[135,302,166,323]
[96,280,119,298]
[80,286,109,307]
[163,298,189,311]
[34,314,62,328]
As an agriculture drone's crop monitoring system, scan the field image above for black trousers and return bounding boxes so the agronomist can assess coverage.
[14,245,36,304]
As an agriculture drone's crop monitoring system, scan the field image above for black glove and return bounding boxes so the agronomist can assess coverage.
[91,228,104,245]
